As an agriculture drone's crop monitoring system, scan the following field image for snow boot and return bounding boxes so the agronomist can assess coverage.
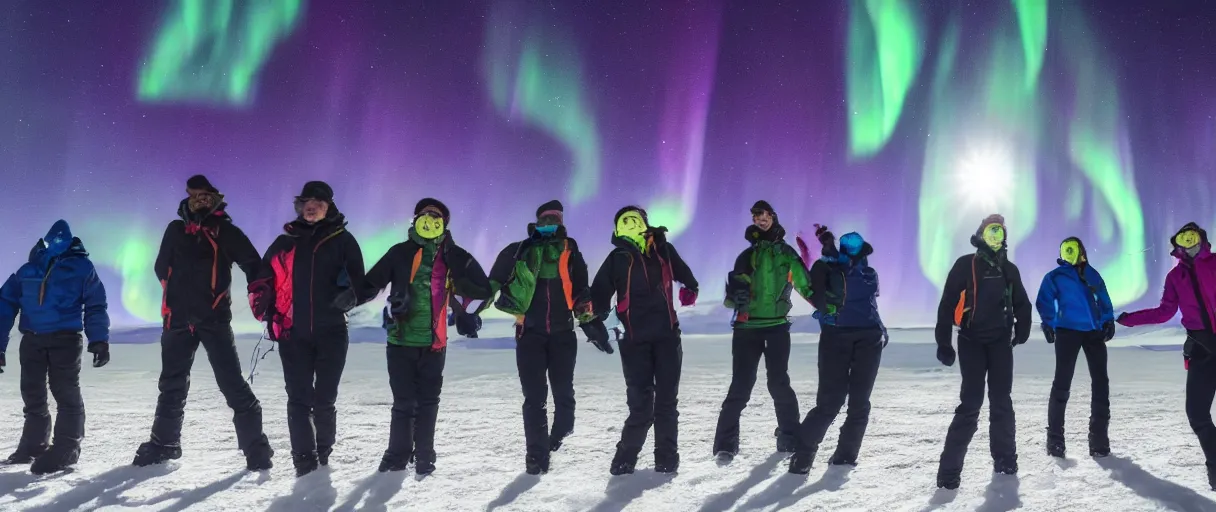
[1088,431,1110,457]
[994,456,1019,475]
[293,452,319,478]
[317,445,332,466]
[788,452,814,474]
[30,443,79,475]
[132,441,182,467]
[714,450,736,464]
[654,452,679,474]
[609,451,636,476]
[378,455,410,473]
[1208,465,1216,491]
[1047,440,1066,458]
[828,454,857,466]
[525,454,550,475]
[775,428,797,453]
[936,472,961,490]
[549,430,569,453]
[4,444,47,465]
[244,437,274,471]
[415,459,436,476]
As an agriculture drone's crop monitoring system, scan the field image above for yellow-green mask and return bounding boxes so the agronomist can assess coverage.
[982,223,1005,251]
[615,211,648,248]
[414,214,446,240]
[1060,239,1083,265]
[1176,230,1202,250]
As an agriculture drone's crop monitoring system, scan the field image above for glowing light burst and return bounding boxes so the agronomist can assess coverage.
[138,0,304,106]
[846,0,925,158]
[954,143,1017,210]
[482,1,601,205]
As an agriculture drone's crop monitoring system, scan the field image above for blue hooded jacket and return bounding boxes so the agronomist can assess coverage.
[1035,238,1114,332]
[809,232,884,329]
[0,220,110,352]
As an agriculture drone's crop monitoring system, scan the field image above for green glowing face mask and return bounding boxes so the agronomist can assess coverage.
[1060,240,1082,265]
[615,211,647,245]
[982,223,1005,250]
[1176,230,1202,250]
[414,214,446,240]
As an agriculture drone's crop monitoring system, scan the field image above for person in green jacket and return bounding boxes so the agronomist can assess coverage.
[712,200,814,461]
[357,198,492,476]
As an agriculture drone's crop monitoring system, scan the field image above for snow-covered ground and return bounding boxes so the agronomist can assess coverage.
[1,324,1215,511]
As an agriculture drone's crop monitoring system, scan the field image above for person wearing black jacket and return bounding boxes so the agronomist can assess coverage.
[789,228,887,474]
[248,181,366,477]
[134,175,273,471]
[591,206,698,475]
[934,214,1032,490]
[486,200,604,475]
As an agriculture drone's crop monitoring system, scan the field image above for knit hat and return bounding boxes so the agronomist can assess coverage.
[614,205,649,226]
[536,200,564,224]
[976,214,1006,238]
[297,181,335,202]
[414,198,450,223]
[186,175,219,194]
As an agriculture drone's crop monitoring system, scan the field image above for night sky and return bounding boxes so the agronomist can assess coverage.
[2,0,1215,328]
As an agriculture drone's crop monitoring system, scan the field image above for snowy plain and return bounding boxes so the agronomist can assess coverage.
[1,312,1214,511]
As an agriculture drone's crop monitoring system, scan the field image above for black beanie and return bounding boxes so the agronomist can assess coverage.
[614,205,648,226]
[536,200,564,219]
[415,198,450,223]
[297,181,335,202]
[750,200,775,216]
[186,175,218,193]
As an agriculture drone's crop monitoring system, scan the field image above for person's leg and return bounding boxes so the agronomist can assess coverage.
[833,329,885,464]
[651,334,683,471]
[762,326,800,449]
[200,325,268,454]
[547,331,578,449]
[383,345,419,467]
[794,329,853,458]
[614,337,656,471]
[277,337,319,456]
[515,331,552,458]
[711,328,765,455]
[149,329,200,448]
[937,338,988,482]
[32,335,86,473]
[987,340,1017,471]
[413,348,447,474]
[312,329,351,462]
[14,335,51,460]
[1185,338,1216,467]
[1080,331,1111,454]
[1047,329,1083,452]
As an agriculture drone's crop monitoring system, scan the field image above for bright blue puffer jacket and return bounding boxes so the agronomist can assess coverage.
[0,220,109,352]
[1035,240,1114,332]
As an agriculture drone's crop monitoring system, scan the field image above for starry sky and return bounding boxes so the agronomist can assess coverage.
[2,0,1215,328]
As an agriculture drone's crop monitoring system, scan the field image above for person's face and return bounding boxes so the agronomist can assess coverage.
[615,211,648,240]
[414,212,446,239]
[298,198,329,223]
[187,190,217,213]
[1060,239,1082,265]
[1176,229,1202,249]
[752,210,773,231]
[982,223,1006,250]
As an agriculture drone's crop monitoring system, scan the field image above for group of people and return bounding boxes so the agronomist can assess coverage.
[0,176,1214,494]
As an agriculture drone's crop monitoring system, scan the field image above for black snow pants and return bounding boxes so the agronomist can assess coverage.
[279,327,350,456]
[796,326,884,460]
[384,345,446,465]
[1185,329,1216,467]
[17,332,85,453]
[614,333,682,467]
[713,324,801,454]
[516,330,578,459]
[938,332,1017,477]
[1047,328,1109,446]
[149,323,266,451]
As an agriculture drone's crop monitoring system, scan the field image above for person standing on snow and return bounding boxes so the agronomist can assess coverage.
[712,200,812,462]
[135,175,274,471]
[486,200,606,475]
[933,214,1032,490]
[1035,236,1115,459]
[789,227,887,474]
[248,181,366,477]
[355,198,492,476]
[1116,222,1216,489]
[0,220,110,474]
[591,206,698,475]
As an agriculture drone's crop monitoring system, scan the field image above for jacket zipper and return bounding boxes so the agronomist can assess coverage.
[38,264,55,305]
[309,229,344,334]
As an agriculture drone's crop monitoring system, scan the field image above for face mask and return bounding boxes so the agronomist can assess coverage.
[615,211,648,246]
[1060,240,1082,265]
[982,223,1005,251]
[1176,230,1202,250]
[414,214,446,240]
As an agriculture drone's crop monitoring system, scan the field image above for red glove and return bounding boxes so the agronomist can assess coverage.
[679,287,697,307]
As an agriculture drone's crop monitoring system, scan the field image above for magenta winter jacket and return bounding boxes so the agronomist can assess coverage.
[1119,242,1216,331]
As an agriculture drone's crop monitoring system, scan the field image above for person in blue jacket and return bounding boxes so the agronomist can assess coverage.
[0,220,111,474]
[1035,236,1115,458]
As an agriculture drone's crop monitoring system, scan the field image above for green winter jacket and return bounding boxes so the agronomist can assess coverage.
[724,225,813,328]
[389,232,438,347]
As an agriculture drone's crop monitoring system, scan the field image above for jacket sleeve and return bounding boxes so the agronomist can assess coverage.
[222,223,262,287]
[448,245,493,301]
[590,252,617,319]
[487,244,517,290]
[154,222,176,283]
[361,244,398,299]
[569,240,593,304]
[81,262,110,343]
[935,257,969,347]
[724,249,753,309]
[1008,263,1033,343]
[788,247,814,303]
[1120,269,1181,326]
[667,244,698,292]
[1035,272,1058,328]
[0,274,21,353]
[808,259,831,312]
[1092,269,1116,324]
[342,234,373,305]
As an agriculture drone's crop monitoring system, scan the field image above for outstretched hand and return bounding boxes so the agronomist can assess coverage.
[936,344,956,367]
[89,342,110,368]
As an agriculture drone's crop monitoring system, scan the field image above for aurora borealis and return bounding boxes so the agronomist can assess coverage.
[3,0,1215,329]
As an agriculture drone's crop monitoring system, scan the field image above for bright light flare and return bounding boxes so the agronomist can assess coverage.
[954,143,1016,209]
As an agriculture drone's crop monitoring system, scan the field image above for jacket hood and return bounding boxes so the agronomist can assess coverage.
[30,220,87,267]
[612,226,669,253]
[970,234,1008,264]
[745,222,787,244]
[1171,222,1212,260]
[177,198,232,225]
[1056,236,1089,267]
[284,211,348,236]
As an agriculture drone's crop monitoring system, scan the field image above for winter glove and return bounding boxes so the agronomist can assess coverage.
[331,288,358,313]
[388,290,410,317]
[679,287,698,307]
[881,327,889,348]
[1042,324,1056,344]
[1102,321,1116,342]
[936,344,956,367]
[725,271,751,310]
[815,224,839,259]
[581,320,613,354]
[88,342,110,368]
[247,279,273,320]
[454,311,482,338]
[1115,312,1130,327]
[1012,333,1028,347]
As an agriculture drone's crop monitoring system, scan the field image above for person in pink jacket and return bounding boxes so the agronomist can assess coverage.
[1117,222,1216,489]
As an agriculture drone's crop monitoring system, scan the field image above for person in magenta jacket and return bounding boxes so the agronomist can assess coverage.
[1117,221,1216,489]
